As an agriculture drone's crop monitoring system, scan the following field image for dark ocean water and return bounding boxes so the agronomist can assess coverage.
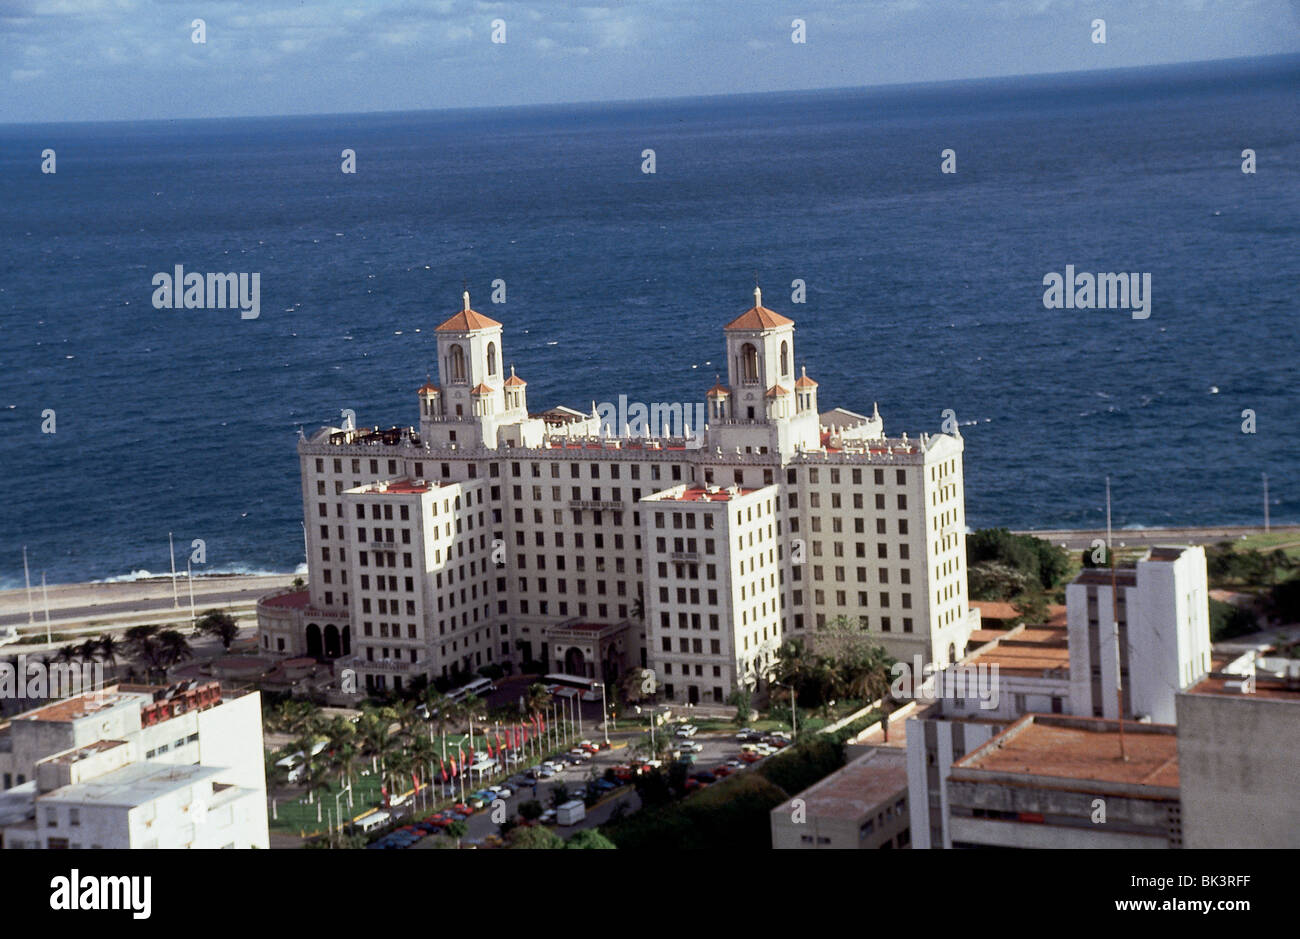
[1,55,1297,588]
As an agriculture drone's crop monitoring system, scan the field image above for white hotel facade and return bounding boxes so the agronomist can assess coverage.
[259,288,978,704]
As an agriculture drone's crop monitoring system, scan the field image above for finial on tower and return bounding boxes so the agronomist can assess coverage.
[462,288,471,311]
[753,284,762,308]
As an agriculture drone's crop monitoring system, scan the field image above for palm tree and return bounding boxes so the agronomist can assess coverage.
[524,682,552,717]
[156,630,193,672]
[96,633,121,668]
[75,639,99,665]
[56,644,77,666]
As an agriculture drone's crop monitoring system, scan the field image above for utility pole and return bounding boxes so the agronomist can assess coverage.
[1263,473,1270,532]
[168,532,179,608]
[1107,477,1127,763]
[23,546,34,624]
[42,572,52,645]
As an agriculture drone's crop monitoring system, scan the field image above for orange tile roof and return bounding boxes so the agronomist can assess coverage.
[956,716,1179,788]
[503,373,526,387]
[724,306,794,331]
[794,373,817,388]
[470,383,493,395]
[706,383,730,396]
[766,384,790,397]
[436,308,502,332]
[418,382,440,394]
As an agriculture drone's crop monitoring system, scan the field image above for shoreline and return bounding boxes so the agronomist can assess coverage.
[3,523,1295,635]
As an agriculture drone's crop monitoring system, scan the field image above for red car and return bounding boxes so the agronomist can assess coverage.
[452,803,471,814]
[684,778,701,791]
[739,751,762,763]
[712,765,733,777]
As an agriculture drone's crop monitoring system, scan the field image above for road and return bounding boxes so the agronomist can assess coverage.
[0,573,295,636]
[401,726,757,847]
[1012,525,1299,551]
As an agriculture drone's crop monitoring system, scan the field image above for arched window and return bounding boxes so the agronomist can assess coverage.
[740,343,758,383]
[780,341,789,377]
[449,345,466,383]
[486,342,497,376]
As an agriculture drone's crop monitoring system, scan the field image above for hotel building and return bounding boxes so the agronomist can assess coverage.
[259,287,978,703]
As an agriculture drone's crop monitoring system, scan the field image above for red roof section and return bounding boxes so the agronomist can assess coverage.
[725,305,794,331]
[436,308,502,332]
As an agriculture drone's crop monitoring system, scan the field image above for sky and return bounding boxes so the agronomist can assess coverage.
[0,0,1298,123]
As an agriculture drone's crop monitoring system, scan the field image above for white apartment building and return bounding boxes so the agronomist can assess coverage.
[1067,545,1211,724]
[0,682,268,849]
[261,286,979,702]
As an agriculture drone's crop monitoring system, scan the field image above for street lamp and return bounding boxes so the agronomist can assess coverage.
[599,681,610,745]
[782,684,798,740]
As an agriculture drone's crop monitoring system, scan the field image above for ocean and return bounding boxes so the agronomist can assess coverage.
[1,54,1297,587]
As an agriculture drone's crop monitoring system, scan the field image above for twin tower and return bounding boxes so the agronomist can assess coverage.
[418,287,822,457]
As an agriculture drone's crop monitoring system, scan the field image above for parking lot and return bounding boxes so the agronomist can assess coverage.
[382,722,792,848]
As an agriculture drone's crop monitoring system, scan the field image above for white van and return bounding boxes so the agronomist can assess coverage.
[357,810,391,834]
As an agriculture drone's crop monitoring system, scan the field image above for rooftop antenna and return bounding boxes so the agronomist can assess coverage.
[1107,477,1128,762]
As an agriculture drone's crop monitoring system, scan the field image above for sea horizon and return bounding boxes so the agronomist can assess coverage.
[3,52,1297,588]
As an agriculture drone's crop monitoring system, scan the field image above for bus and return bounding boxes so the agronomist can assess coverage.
[418,676,495,719]
[543,673,603,701]
[447,676,494,703]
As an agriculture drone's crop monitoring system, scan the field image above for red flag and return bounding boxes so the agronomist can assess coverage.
[486,739,495,759]
[412,771,420,792]
[449,756,457,778]
[439,759,448,782]
[381,784,389,808]
[496,731,504,752]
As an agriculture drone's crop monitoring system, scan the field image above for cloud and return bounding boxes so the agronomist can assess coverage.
[10,67,43,80]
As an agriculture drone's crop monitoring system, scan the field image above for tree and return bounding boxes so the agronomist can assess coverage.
[445,820,468,848]
[566,829,616,850]
[75,639,100,664]
[524,682,552,716]
[96,633,122,668]
[517,799,545,821]
[967,560,1034,601]
[194,609,240,650]
[508,825,563,849]
[726,687,752,725]
[1209,598,1258,641]
[156,630,193,670]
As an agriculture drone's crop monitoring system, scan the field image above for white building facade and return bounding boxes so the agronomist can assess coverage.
[262,287,979,702]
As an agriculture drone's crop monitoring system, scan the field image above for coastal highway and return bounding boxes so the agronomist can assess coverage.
[0,573,298,634]
[3,524,1294,639]
[1012,525,1299,551]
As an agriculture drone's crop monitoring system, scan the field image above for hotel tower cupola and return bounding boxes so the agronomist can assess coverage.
[435,289,505,421]
[721,285,796,422]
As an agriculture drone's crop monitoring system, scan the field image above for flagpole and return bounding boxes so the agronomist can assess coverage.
[168,531,179,609]
[42,572,51,645]
[186,558,196,626]
[23,545,34,625]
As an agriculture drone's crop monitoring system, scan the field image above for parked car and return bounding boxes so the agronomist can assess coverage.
[539,809,557,824]
[692,771,717,784]
[734,728,757,740]
[595,778,618,791]
[712,765,734,777]
[739,751,762,763]
[675,724,698,737]
[676,741,703,753]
